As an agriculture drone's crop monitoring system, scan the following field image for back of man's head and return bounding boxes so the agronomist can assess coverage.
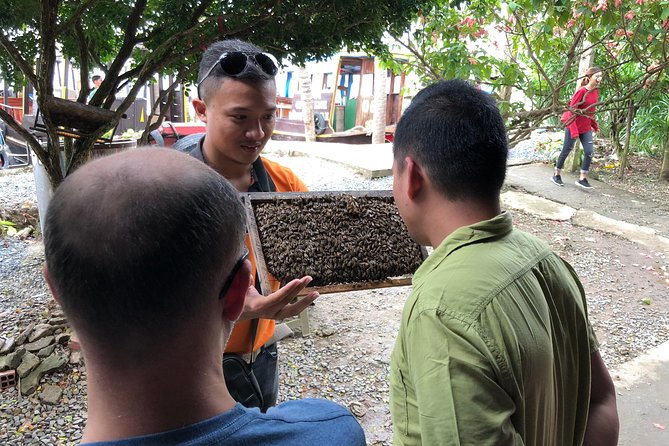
[198,39,277,101]
[44,148,246,350]
[393,79,508,202]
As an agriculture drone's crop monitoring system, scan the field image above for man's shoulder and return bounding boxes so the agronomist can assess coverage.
[240,398,365,444]
[267,398,356,421]
[412,228,557,314]
[173,133,205,154]
[259,156,294,176]
[259,156,308,192]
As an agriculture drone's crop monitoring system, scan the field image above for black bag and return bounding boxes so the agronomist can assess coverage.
[223,353,264,409]
[223,318,264,409]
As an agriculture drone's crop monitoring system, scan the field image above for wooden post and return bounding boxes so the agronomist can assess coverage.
[299,67,316,142]
[371,60,387,145]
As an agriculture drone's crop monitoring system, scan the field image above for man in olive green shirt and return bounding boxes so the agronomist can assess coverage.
[390,79,619,445]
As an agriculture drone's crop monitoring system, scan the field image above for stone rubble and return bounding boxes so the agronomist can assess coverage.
[0,307,71,397]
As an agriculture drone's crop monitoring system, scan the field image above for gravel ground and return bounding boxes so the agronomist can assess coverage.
[1,144,667,445]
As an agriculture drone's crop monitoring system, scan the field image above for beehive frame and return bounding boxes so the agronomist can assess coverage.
[243,190,429,297]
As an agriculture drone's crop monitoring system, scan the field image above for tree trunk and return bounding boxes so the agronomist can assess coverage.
[660,137,669,182]
[140,74,181,145]
[371,60,388,144]
[618,99,635,178]
[609,108,627,157]
[42,96,117,133]
[299,67,316,142]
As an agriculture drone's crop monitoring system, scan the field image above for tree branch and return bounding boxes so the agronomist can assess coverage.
[93,0,148,108]
[513,10,554,93]
[74,21,91,103]
[55,0,97,35]
[0,107,45,158]
[390,32,441,80]
[0,33,39,87]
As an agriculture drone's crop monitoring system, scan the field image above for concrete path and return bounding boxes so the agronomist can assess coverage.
[505,163,669,240]
[613,342,669,445]
[267,139,669,444]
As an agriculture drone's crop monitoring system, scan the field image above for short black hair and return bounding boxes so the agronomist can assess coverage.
[44,149,247,347]
[393,79,508,202]
[198,39,276,101]
[91,75,102,81]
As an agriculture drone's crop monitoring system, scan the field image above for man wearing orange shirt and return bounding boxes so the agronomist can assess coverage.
[178,39,319,411]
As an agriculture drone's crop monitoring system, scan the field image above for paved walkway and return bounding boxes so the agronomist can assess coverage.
[269,140,669,445]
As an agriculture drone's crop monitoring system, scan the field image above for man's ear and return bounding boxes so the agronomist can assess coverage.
[192,98,208,122]
[221,260,251,321]
[403,156,425,200]
[43,263,61,305]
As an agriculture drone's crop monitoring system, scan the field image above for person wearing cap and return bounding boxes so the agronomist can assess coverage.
[87,75,103,103]
[179,39,318,412]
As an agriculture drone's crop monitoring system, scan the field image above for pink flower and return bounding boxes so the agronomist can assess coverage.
[636,0,644,4]
[594,0,608,11]
[625,10,635,20]
[615,28,625,37]
[461,16,475,27]
[648,34,653,42]
[468,57,478,65]
[615,0,622,6]
[567,18,576,28]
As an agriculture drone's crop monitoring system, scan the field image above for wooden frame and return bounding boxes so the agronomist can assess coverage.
[242,190,428,335]
[243,190,428,296]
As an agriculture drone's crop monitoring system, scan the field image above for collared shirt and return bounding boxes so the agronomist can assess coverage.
[390,212,597,446]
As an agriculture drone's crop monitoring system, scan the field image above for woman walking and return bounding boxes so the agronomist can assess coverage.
[552,67,603,189]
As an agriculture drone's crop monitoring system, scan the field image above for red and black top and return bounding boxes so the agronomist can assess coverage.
[561,87,599,138]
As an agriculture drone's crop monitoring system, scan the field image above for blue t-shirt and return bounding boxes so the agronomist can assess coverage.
[83,399,366,445]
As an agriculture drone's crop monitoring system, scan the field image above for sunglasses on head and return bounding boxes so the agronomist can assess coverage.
[198,51,279,98]
[219,248,250,299]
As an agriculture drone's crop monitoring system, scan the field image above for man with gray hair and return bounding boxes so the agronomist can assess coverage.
[43,148,365,444]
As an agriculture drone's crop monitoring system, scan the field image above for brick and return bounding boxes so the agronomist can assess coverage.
[0,370,17,390]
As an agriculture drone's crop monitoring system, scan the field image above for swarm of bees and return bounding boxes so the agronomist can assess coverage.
[252,193,424,287]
